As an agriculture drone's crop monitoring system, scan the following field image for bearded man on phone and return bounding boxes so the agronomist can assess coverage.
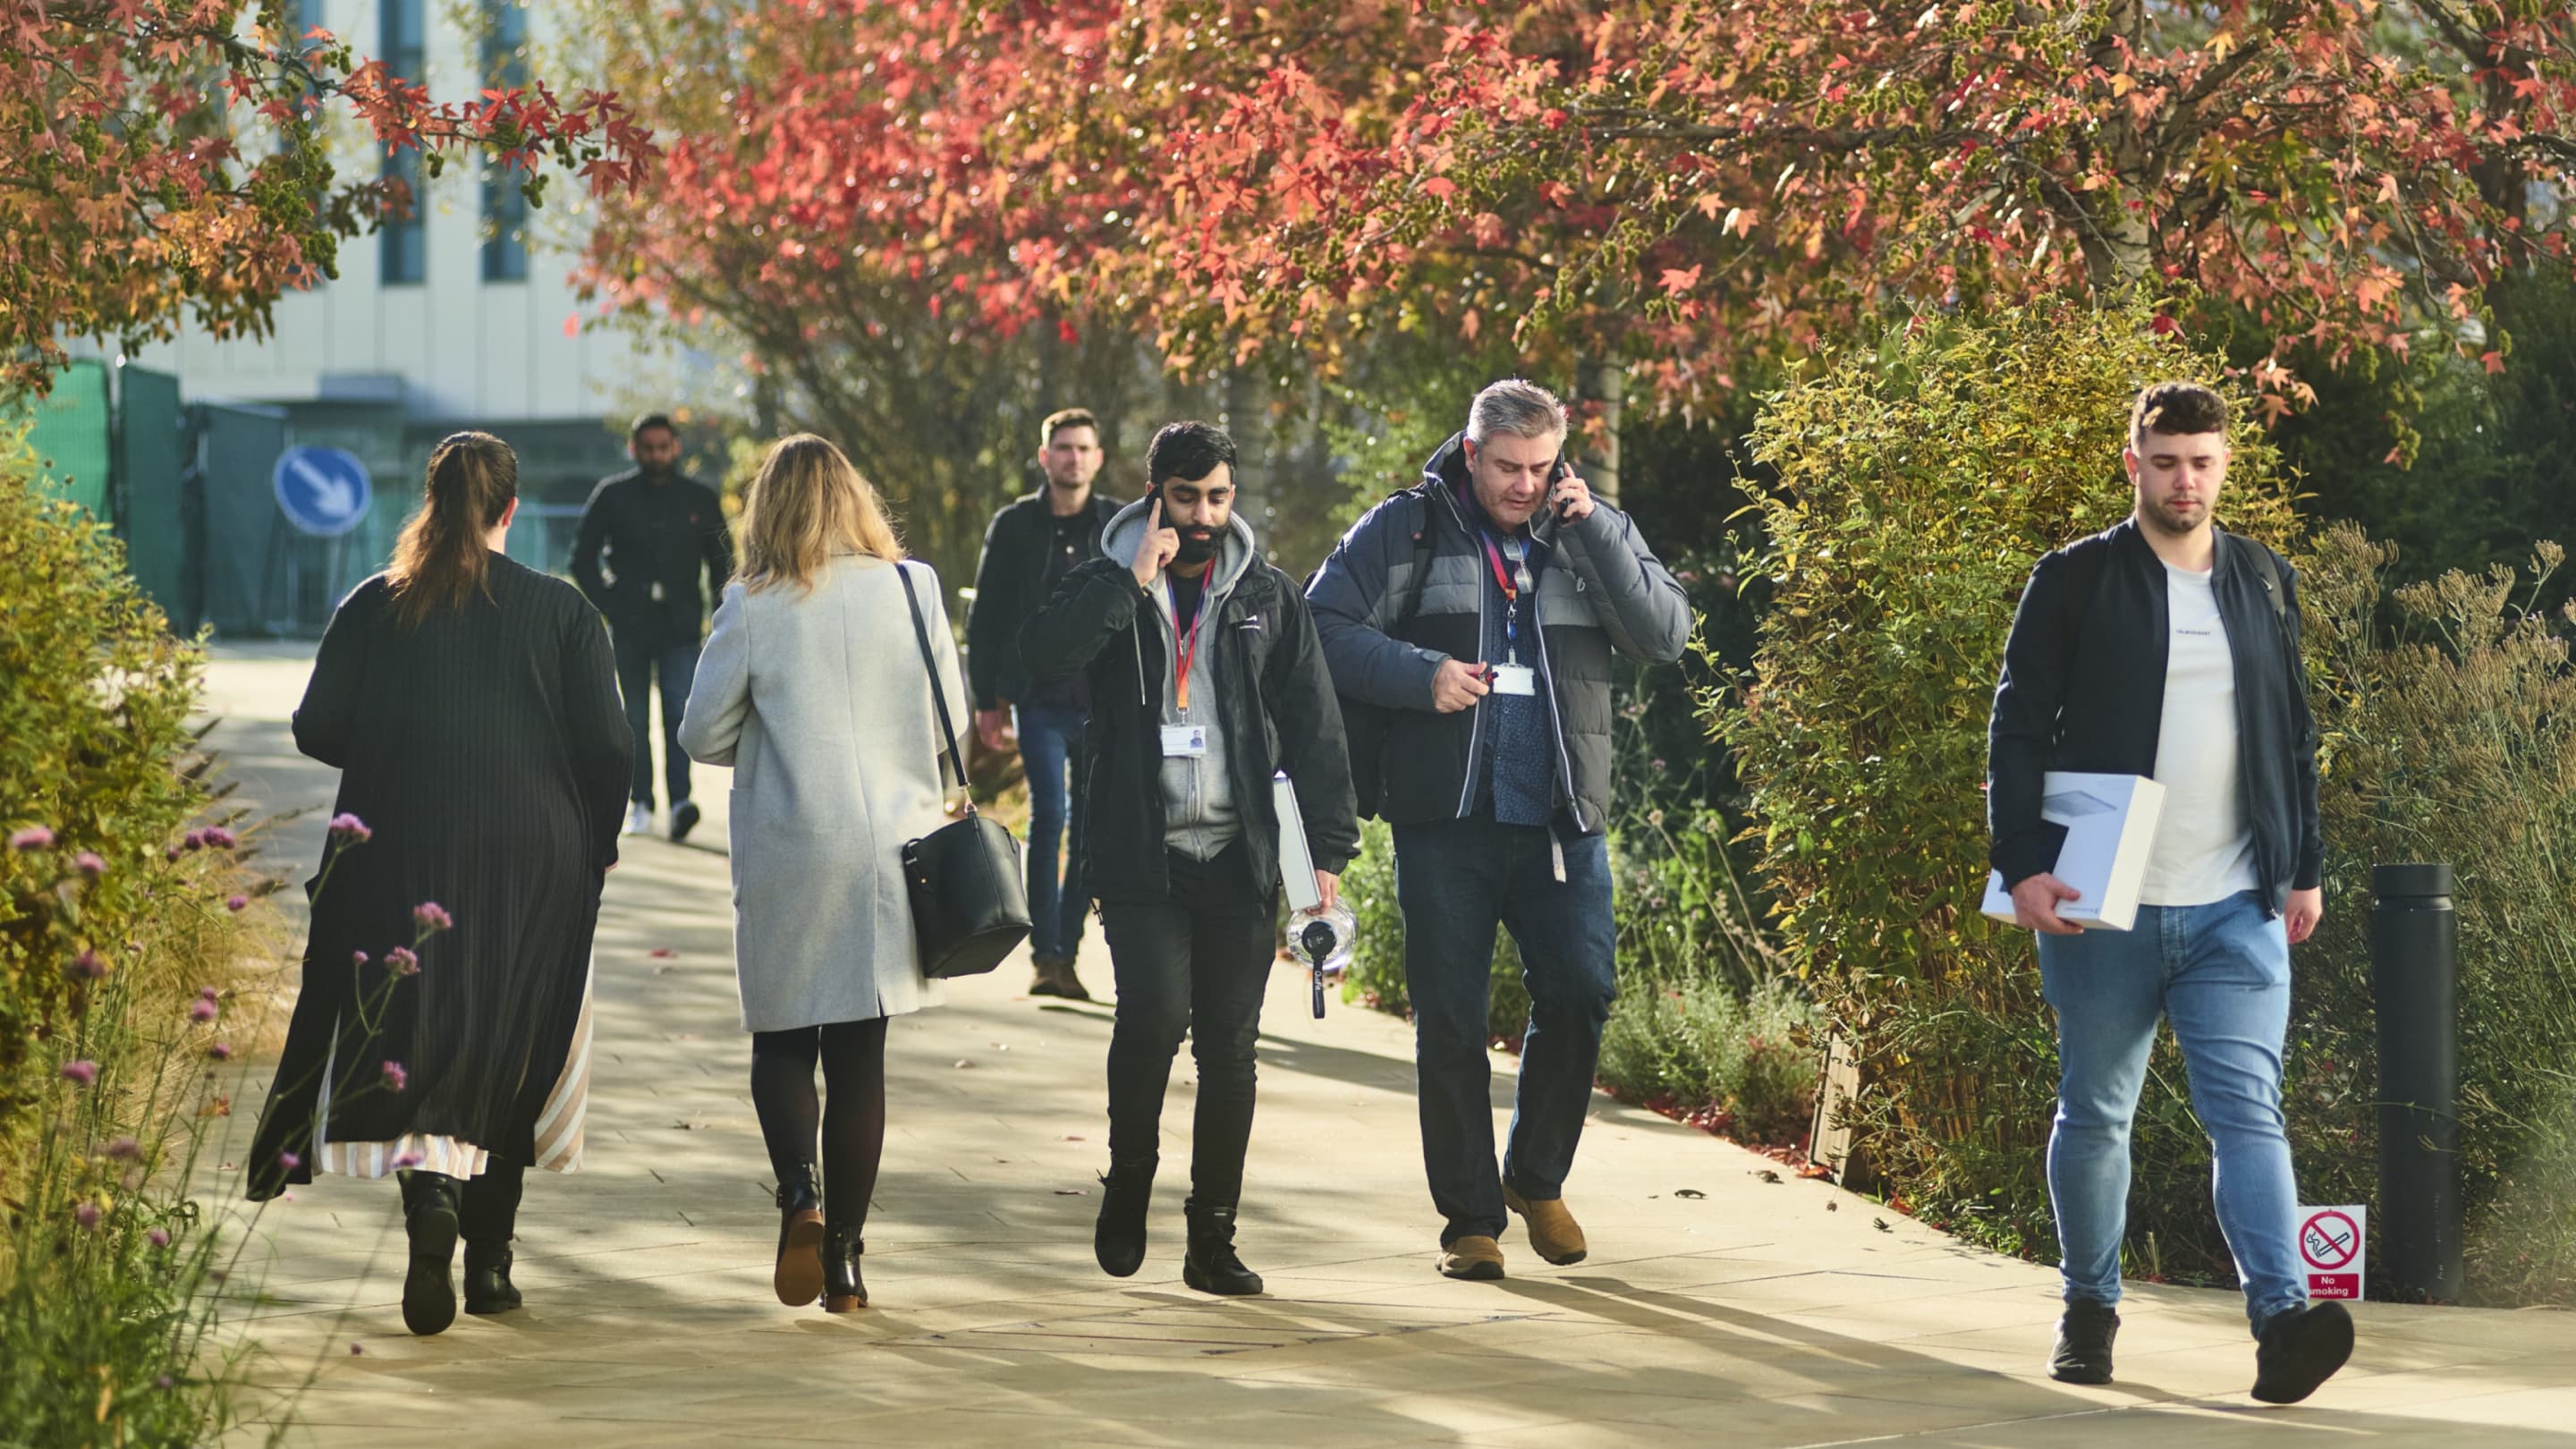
[1305,379,1690,1281]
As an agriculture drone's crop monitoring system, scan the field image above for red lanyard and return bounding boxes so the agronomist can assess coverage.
[1478,532,1521,600]
[1169,584,1208,713]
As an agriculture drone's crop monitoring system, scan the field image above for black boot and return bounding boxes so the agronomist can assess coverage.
[397,1171,462,1336]
[1181,1199,1262,1296]
[2048,1298,2120,1385]
[463,1242,521,1315]
[821,1223,867,1312]
[1093,1156,1155,1278]
[774,1164,825,1307]
[2252,1300,2354,1404]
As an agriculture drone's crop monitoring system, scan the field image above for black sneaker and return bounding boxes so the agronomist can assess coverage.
[2048,1298,2119,1385]
[2252,1300,2354,1404]
[668,800,701,843]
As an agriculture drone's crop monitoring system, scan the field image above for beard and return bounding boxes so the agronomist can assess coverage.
[2140,496,2207,536]
[1174,529,1221,566]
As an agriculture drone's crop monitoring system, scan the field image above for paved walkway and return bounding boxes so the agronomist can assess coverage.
[194,650,2576,1446]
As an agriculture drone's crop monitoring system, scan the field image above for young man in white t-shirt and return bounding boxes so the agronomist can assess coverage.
[1986,382,2345,1403]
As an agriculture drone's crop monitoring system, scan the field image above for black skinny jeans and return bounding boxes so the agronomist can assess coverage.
[1100,842,1278,1209]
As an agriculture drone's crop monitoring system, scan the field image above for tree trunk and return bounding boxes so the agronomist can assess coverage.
[1574,354,1624,504]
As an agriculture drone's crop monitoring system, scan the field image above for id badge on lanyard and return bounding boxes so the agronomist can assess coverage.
[1164,581,1210,758]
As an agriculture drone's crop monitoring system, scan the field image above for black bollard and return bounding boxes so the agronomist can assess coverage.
[2371,862,2462,1302]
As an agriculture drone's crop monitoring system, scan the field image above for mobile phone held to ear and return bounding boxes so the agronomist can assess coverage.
[1548,455,1573,519]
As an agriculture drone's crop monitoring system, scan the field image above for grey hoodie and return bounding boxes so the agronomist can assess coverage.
[1099,496,1261,860]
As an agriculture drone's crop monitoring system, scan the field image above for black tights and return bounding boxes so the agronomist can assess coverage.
[750,1018,889,1233]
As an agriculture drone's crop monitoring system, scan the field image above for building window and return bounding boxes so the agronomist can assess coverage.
[480,0,532,283]
[379,0,427,286]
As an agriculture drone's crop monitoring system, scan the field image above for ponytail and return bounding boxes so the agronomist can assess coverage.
[387,431,519,627]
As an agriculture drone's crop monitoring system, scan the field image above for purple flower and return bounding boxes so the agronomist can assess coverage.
[276,1150,301,1172]
[208,1042,233,1062]
[61,1060,97,1087]
[148,1229,170,1250]
[182,829,206,852]
[199,985,219,1001]
[350,950,369,968]
[165,843,182,861]
[70,949,108,980]
[349,1343,365,1356]
[72,1201,102,1230]
[411,902,453,933]
[386,947,419,976]
[10,826,55,852]
[327,813,372,843]
[225,894,249,913]
[75,852,106,878]
[202,826,237,850]
[105,1136,141,1160]
[380,1061,409,1093]
[189,998,219,1024]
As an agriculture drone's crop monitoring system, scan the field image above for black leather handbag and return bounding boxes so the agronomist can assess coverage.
[896,564,1030,979]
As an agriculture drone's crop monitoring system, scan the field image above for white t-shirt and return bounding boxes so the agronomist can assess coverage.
[2140,562,2259,906]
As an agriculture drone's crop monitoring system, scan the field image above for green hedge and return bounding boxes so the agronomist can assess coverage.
[0,445,256,1445]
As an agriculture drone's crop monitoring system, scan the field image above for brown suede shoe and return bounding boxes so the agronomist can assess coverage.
[1503,1185,1589,1266]
[1437,1234,1506,1281]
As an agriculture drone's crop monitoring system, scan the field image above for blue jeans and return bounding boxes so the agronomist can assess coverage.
[2038,890,2307,1334]
[614,630,700,809]
[1394,819,1616,1244]
[1015,703,1089,962]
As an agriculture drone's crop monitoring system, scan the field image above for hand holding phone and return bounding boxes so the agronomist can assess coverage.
[1548,458,1597,524]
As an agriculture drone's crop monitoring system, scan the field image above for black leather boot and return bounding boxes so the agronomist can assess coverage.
[1181,1200,1262,1296]
[463,1241,521,1315]
[821,1223,867,1312]
[397,1171,462,1335]
[2048,1298,2120,1385]
[1093,1156,1155,1278]
[774,1164,825,1307]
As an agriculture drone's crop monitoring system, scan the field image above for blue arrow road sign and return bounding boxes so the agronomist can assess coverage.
[273,445,372,538]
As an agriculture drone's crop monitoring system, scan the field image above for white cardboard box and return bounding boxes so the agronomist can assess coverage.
[1981,772,2166,932]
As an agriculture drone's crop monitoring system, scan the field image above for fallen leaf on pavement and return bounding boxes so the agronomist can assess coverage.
[1673,1188,1705,1199]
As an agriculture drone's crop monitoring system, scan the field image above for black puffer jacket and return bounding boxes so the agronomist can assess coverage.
[1306,433,1691,833]
[965,489,1126,710]
[1019,504,1360,904]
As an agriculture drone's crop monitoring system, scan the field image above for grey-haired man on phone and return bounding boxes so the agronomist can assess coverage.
[1307,378,1690,1281]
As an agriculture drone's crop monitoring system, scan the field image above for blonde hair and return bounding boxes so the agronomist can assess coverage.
[388,431,518,627]
[737,435,903,592]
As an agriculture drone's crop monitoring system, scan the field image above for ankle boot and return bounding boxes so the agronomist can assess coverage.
[398,1171,462,1335]
[1093,1156,1155,1278]
[821,1223,867,1312]
[1181,1199,1263,1296]
[462,1241,521,1315]
[773,1164,825,1307]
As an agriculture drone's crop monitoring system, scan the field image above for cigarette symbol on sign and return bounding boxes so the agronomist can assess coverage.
[2301,1209,2360,1270]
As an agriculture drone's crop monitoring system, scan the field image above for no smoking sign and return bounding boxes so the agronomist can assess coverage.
[2299,1204,2366,1301]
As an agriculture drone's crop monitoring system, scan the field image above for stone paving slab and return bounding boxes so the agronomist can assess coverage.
[191,649,2576,1446]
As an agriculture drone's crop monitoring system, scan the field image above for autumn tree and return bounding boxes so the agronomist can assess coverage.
[1,0,653,396]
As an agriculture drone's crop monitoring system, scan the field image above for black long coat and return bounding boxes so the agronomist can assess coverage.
[249,555,631,1199]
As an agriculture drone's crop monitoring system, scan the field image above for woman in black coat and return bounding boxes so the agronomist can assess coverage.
[248,430,631,1336]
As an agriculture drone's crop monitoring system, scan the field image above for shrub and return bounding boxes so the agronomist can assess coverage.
[2293,523,2576,1303]
[1597,976,1818,1144]
[1716,296,2300,1268]
[0,446,261,1442]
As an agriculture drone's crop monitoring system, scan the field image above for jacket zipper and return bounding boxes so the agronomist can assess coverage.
[1523,575,1589,834]
[1433,486,1489,819]
[1437,484,1587,830]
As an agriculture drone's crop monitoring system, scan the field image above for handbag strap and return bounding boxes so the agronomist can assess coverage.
[897,561,973,812]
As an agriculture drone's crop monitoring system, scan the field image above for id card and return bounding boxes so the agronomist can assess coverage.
[1160,724,1209,758]
[1490,664,1538,697]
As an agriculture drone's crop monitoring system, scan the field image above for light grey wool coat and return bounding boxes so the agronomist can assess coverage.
[677,555,966,1032]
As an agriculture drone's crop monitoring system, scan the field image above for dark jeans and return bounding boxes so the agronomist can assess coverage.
[1394,818,1616,1244]
[1099,842,1276,1208]
[614,628,700,809]
[1016,702,1090,961]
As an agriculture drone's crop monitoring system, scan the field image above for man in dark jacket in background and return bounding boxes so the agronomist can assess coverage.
[967,407,1124,1000]
[570,412,733,842]
[1987,381,2346,1404]
[1308,378,1690,1284]
[1021,420,1359,1299]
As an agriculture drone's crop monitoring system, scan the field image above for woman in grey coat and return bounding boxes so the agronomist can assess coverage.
[677,434,966,1313]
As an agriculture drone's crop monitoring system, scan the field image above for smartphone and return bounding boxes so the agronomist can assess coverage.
[1547,456,1573,519]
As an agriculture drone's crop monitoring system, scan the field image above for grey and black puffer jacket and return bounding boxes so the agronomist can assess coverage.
[1306,432,1691,834]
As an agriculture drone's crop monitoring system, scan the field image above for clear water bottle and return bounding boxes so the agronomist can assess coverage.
[1288,902,1357,1018]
